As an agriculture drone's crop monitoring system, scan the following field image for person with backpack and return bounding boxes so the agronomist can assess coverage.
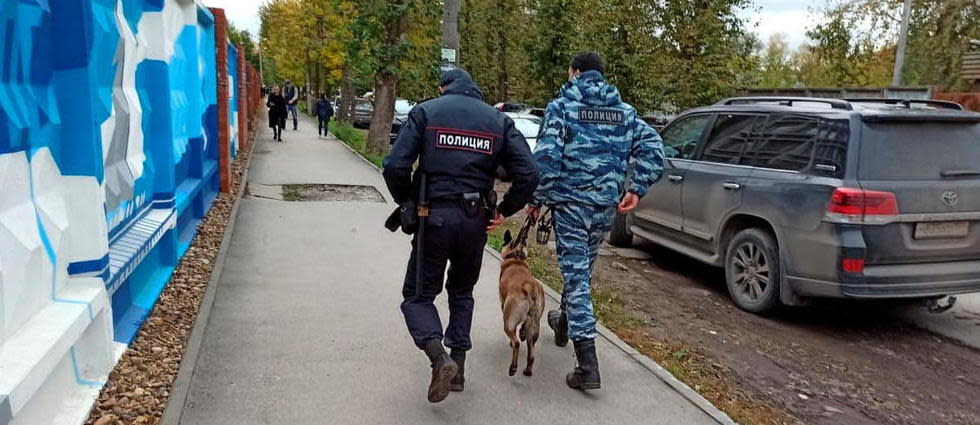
[316,94,334,138]
[283,80,300,130]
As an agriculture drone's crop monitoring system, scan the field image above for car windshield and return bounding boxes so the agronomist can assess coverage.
[513,117,541,139]
[355,101,371,110]
[395,99,415,114]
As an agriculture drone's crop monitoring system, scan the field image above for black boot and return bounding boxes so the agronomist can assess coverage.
[293,119,298,130]
[547,309,569,347]
[449,349,465,392]
[423,340,458,403]
[566,339,600,390]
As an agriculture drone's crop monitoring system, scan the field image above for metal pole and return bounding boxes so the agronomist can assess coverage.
[891,0,912,86]
[442,0,460,64]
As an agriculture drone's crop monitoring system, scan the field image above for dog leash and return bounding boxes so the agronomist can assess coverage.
[505,207,553,253]
[508,215,536,250]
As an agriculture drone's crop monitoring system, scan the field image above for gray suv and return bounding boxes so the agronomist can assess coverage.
[611,97,980,314]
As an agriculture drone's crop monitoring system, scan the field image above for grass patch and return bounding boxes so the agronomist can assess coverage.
[330,119,384,168]
[282,184,303,201]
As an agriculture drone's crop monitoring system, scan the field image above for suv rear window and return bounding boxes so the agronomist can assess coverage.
[859,122,980,180]
[740,115,849,177]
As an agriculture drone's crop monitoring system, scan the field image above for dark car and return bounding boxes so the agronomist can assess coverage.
[352,99,373,128]
[611,97,980,314]
[389,99,416,142]
[494,102,531,113]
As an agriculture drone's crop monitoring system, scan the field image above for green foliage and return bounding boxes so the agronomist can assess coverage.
[259,0,439,100]
[330,119,384,168]
[228,25,261,70]
[752,0,980,90]
[462,0,758,113]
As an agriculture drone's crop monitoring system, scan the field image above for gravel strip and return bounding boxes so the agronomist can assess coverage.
[84,139,254,425]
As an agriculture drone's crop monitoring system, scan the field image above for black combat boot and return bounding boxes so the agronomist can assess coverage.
[547,309,569,347]
[449,349,465,392]
[566,339,600,390]
[423,340,458,403]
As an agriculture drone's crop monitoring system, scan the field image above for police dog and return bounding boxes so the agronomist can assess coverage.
[499,230,546,377]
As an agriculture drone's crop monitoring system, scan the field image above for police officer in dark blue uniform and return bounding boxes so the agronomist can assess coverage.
[383,69,539,403]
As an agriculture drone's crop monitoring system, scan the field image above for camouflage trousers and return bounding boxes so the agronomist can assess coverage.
[552,203,617,342]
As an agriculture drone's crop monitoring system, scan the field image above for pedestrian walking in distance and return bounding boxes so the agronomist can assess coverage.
[283,79,300,130]
[316,94,334,139]
[526,51,665,390]
[383,69,539,403]
[266,85,287,142]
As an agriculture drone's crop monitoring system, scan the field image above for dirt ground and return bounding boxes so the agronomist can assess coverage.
[591,239,980,425]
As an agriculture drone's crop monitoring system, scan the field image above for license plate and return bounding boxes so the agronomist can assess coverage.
[914,221,969,239]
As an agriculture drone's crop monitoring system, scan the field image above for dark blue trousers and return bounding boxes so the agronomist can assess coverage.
[401,207,488,352]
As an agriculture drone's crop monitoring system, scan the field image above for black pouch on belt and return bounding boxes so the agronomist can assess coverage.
[462,192,482,217]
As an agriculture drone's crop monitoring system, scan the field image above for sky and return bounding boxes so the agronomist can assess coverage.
[202,0,818,49]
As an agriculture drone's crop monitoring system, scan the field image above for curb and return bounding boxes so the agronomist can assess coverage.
[483,248,738,425]
[159,132,257,425]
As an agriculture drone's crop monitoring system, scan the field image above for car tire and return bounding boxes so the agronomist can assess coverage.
[725,228,781,314]
[608,212,633,247]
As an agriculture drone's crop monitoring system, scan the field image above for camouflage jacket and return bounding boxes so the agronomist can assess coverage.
[531,71,665,208]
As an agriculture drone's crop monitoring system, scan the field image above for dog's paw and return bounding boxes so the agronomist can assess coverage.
[523,369,533,377]
[508,367,517,376]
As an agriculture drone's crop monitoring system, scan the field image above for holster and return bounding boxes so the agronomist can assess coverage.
[384,200,419,235]
[399,200,419,234]
[483,191,498,220]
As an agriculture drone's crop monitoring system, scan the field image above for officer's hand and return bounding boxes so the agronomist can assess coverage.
[524,205,540,221]
[487,211,505,233]
[618,192,640,214]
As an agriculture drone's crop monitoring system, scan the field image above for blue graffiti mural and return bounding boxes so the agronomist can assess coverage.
[0,1,244,423]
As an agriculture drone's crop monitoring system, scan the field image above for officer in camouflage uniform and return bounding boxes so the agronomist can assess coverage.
[525,51,664,390]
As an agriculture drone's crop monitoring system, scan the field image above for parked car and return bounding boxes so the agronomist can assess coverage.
[610,96,980,314]
[352,99,373,128]
[390,99,416,142]
[641,115,670,132]
[496,113,542,181]
[505,112,542,152]
[495,102,530,113]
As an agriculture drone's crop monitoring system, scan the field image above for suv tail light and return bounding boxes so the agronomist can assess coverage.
[825,187,898,224]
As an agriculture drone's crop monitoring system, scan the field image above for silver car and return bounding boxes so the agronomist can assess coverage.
[612,97,980,314]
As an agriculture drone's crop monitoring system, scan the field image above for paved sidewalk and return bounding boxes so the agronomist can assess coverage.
[170,115,728,424]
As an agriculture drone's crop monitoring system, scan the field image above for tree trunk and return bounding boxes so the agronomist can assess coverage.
[338,64,354,122]
[367,71,397,153]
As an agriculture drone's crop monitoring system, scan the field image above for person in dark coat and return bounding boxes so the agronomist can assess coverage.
[267,85,287,142]
[315,94,334,138]
[383,69,539,403]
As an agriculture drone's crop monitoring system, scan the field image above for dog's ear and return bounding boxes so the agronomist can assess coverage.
[503,230,513,246]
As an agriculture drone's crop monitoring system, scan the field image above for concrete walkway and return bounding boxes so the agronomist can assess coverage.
[169,115,729,425]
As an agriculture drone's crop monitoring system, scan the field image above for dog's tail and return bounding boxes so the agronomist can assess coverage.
[520,282,544,342]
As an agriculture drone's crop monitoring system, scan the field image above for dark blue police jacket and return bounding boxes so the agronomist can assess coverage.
[382,70,539,217]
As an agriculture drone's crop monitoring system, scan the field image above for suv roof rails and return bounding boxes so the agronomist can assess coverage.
[844,98,964,110]
[716,97,853,110]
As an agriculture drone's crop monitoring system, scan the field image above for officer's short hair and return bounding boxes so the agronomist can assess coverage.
[569,51,605,75]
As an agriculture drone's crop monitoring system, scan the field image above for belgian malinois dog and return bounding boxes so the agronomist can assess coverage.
[499,228,546,377]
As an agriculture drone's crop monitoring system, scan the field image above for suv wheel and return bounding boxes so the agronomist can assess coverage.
[725,229,780,314]
[608,212,633,247]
